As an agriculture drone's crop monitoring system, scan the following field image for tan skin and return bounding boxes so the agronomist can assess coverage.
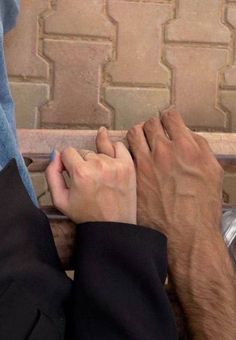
[46,112,236,339]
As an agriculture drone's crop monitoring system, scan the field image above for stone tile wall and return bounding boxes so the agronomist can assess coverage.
[4,0,236,204]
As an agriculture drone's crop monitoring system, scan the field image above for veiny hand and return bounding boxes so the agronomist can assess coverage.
[45,135,137,225]
[126,112,224,249]
[126,113,235,340]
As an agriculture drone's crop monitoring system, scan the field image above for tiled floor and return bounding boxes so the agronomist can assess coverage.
[4,0,236,203]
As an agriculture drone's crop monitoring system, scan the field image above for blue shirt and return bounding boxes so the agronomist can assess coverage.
[0,0,19,34]
[0,0,38,205]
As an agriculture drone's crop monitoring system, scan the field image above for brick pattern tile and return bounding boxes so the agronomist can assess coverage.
[224,6,236,86]
[45,0,114,38]
[10,82,49,128]
[41,40,112,128]
[4,0,236,203]
[4,0,49,79]
[166,47,228,129]
[106,1,172,85]
[105,87,169,129]
[166,0,230,43]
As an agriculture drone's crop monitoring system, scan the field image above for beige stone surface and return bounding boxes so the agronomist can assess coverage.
[106,1,172,85]
[10,82,49,128]
[45,0,114,38]
[41,40,112,128]
[224,6,236,86]
[221,90,236,131]
[4,0,49,79]
[105,87,170,129]
[166,46,228,129]
[166,0,230,43]
[4,0,236,203]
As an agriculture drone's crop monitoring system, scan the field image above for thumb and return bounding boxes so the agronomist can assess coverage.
[45,150,69,212]
[113,142,133,163]
[96,127,115,158]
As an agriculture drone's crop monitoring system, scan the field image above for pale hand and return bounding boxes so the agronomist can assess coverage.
[45,139,137,225]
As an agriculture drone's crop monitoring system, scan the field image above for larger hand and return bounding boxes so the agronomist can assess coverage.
[127,112,223,246]
[127,112,235,340]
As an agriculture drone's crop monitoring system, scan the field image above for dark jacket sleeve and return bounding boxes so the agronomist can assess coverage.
[0,160,71,340]
[66,222,178,340]
[0,159,177,340]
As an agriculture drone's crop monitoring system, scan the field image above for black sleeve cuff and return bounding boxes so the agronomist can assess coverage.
[76,222,168,284]
[69,222,177,339]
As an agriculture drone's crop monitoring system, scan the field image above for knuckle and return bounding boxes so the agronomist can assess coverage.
[131,124,142,135]
[144,117,155,129]
[72,164,85,178]
[195,134,209,146]
[162,111,175,121]
[154,137,171,153]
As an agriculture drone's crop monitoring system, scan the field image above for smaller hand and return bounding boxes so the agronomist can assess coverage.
[45,135,137,225]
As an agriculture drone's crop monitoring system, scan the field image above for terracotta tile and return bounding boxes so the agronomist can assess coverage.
[166,0,230,43]
[106,0,172,85]
[45,0,114,38]
[166,46,228,130]
[11,82,49,128]
[105,87,170,129]
[220,90,236,131]
[41,40,112,127]
[224,6,236,86]
[4,0,49,78]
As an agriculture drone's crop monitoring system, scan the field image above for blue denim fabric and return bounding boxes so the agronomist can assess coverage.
[0,0,38,205]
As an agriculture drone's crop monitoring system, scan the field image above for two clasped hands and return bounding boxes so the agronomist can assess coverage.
[46,111,236,339]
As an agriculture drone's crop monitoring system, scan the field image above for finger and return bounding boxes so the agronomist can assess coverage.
[143,116,168,150]
[96,127,115,158]
[161,111,192,141]
[45,151,69,211]
[113,141,133,162]
[191,133,213,154]
[61,147,84,176]
[79,149,97,161]
[127,123,150,159]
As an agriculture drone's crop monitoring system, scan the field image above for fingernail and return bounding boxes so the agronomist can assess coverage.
[50,149,57,162]
[98,126,106,133]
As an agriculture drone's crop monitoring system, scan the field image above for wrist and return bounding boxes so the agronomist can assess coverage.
[167,226,223,277]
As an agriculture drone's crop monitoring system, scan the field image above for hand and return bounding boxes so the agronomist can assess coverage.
[126,112,224,249]
[45,135,137,225]
[127,113,236,340]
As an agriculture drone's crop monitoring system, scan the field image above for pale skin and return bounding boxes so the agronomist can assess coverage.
[46,112,236,339]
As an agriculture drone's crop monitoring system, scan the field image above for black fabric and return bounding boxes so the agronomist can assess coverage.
[0,159,71,339]
[66,223,178,340]
[0,159,178,339]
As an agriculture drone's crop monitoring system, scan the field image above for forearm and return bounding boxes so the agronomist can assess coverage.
[169,228,236,339]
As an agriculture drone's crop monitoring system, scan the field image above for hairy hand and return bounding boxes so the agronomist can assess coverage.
[45,137,137,225]
[127,112,224,248]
